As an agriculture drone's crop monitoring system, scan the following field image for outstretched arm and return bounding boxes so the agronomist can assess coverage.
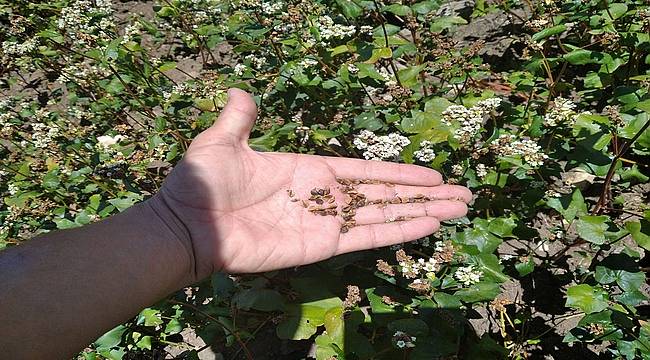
[0,89,472,359]
[0,195,195,359]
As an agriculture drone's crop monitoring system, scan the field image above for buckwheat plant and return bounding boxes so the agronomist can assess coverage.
[1,0,649,358]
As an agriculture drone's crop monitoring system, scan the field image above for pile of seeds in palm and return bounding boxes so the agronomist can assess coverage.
[287,187,337,216]
[287,178,434,233]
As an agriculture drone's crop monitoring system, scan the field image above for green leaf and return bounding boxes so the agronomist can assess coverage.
[276,297,342,340]
[397,64,425,87]
[566,284,609,314]
[388,318,429,337]
[383,4,412,16]
[626,220,650,250]
[457,228,502,254]
[429,16,467,33]
[336,0,363,18]
[487,217,517,238]
[365,47,393,64]
[211,272,235,299]
[139,308,163,327]
[473,254,509,283]
[564,49,605,65]
[575,215,609,245]
[401,110,435,133]
[157,62,176,72]
[412,1,438,14]
[636,99,650,113]
[546,189,587,221]
[232,289,285,311]
[354,111,384,131]
[515,256,535,277]
[54,218,78,230]
[95,325,127,351]
[604,3,628,20]
[135,335,152,350]
[433,292,462,308]
[323,307,345,347]
[164,319,183,334]
[455,283,501,303]
[366,287,402,315]
[532,24,567,41]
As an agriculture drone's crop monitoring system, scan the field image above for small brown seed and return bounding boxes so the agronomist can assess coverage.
[290,198,299,202]
[301,200,308,208]
[340,226,349,233]
[315,198,324,205]
[287,189,295,197]
[311,188,320,196]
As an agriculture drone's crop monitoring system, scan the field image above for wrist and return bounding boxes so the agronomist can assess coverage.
[143,194,201,284]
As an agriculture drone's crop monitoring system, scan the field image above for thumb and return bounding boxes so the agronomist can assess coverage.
[212,88,257,144]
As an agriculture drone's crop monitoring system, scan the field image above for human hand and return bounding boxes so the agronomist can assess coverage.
[158,89,472,279]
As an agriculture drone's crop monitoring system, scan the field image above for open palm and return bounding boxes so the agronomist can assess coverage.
[159,89,472,278]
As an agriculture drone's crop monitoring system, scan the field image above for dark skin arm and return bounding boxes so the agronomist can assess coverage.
[0,89,471,359]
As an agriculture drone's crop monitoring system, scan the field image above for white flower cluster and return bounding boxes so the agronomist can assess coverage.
[317,15,357,44]
[377,67,397,86]
[347,64,359,74]
[57,0,115,45]
[399,257,440,275]
[353,130,410,161]
[56,62,112,87]
[298,57,319,68]
[491,134,548,167]
[244,54,267,69]
[544,97,589,127]
[454,265,483,286]
[260,1,284,14]
[121,23,141,44]
[234,0,283,14]
[414,140,436,163]
[475,163,488,178]
[442,98,502,147]
[233,64,247,76]
[393,331,416,349]
[28,123,60,149]
[1,38,38,56]
[451,164,464,176]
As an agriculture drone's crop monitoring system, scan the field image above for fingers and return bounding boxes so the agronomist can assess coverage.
[337,217,440,254]
[356,183,473,203]
[353,200,468,226]
[212,88,257,145]
[323,157,442,186]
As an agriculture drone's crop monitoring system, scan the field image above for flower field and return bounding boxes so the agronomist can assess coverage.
[1,0,649,358]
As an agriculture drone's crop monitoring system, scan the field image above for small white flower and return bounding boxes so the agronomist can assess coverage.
[96,135,124,149]
[354,130,410,161]
[451,164,464,176]
[454,265,483,286]
[233,64,247,76]
[396,340,406,348]
[414,140,436,163]
[475,163,488,178]
[544,97,579,127]
[442,98,501,147]
[491,134,548,168]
